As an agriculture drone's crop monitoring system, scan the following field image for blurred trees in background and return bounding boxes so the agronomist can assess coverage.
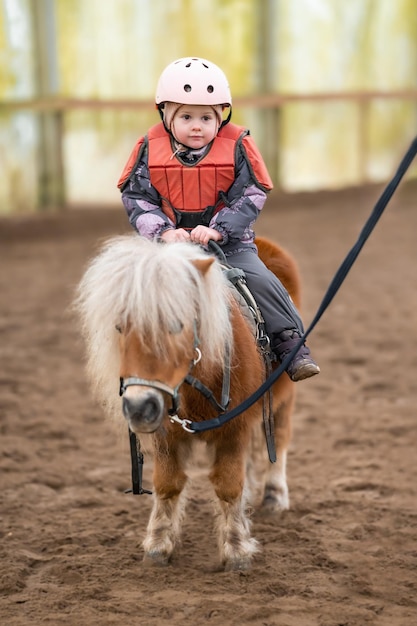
[1,0,416,213]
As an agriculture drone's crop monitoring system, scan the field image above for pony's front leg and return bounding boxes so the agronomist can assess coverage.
[209,440,259,571]
[142,442,188,566]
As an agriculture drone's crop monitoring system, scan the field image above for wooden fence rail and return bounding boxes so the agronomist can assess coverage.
[1,90,416,208]
[2,89,417,111]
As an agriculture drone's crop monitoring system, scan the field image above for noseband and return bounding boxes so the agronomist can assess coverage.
[119,347,202,432]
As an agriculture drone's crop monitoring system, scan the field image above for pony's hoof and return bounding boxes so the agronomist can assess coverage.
[223,556,252,572]
[143,552,171,567]
[261,485,289,513]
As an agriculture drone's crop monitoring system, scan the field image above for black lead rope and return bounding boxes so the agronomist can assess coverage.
[189,136,417,434]
[125,428,152,495]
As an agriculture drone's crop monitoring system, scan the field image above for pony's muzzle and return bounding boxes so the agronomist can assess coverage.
[122,389,165,433]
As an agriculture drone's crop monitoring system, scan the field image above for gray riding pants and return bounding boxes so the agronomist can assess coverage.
[226,249,304,338]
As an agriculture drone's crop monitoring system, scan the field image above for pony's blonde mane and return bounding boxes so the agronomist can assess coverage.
[75,235,232,417]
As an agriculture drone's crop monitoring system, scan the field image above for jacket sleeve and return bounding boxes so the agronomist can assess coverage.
[121,147,174,239]
[209,141,270,245]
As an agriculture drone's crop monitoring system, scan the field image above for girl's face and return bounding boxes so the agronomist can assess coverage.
[172,105,218,149]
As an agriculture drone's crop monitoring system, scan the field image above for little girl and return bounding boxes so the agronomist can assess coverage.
[118,57,319,382]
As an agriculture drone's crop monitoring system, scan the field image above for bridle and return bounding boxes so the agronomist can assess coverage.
[118,319,231,433]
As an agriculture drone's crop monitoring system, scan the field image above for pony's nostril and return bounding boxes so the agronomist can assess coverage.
[122,396,132,419]
[141,397,161,423]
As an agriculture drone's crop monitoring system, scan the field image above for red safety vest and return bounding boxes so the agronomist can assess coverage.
[117,122,273,228]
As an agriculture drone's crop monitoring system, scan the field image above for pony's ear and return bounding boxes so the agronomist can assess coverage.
[192,257,215,276]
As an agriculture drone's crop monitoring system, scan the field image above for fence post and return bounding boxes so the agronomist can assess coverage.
[358,98,370,185]
[31,0,65,210]
[258,0,280,188]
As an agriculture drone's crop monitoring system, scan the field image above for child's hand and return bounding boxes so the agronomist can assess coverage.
[190,226,222,246]
[160,228,191,243]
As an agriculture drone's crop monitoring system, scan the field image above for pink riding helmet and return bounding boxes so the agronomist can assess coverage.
[155,57,232,107]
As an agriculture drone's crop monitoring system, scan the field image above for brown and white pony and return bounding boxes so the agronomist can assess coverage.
[75,235,300,571]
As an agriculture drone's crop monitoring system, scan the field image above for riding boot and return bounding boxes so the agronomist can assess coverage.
[272,330,320,382]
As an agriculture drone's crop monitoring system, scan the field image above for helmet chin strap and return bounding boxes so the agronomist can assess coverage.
[157,103,170,132]
[219,106,232,128]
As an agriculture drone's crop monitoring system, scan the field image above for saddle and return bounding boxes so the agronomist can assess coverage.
[222,264,271,356]
[207,241,272,359]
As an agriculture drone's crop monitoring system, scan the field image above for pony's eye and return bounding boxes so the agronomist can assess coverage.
[115,324,122,334]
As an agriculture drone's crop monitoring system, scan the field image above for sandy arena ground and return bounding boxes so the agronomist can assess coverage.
[0,182,416,625]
